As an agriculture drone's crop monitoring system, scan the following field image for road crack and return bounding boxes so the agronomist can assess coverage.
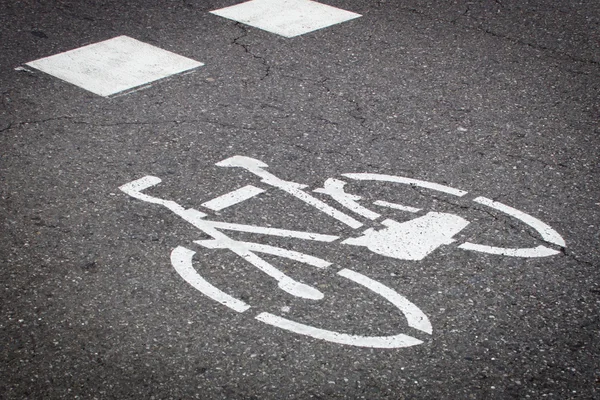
[398,5,599,68]
[232,23,272,81]
[560,248,597,268]
[0,123,12,133]
[409,185,566,251]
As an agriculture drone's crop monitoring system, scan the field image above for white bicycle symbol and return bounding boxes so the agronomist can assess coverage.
[120,156,565,348]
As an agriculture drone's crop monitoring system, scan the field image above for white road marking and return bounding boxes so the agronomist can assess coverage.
[171,246,250,313]
[373,200,421,213]
[343,213,470,260]
[255,313,423,348]
[343,173,468,197]
[120,176,189,215]
[120,176,337,242]
[210,0,361,38]
[458,196,564,257]
[25,35,203,97]
[207,221,338,242]
[458,243,560,257]
[181,211,325,300]
[337,268,432,334]
[217,156,363,229]
[121,176,328,299]
[196,239,332,269]
[14,66,33,72]
[120,159,569,348]
[471,196,565,247]
[256,268,432,348]
[314,179,381,220]
[202,185,265,211]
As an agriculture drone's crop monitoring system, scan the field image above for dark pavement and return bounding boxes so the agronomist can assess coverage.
[1,0,599,398]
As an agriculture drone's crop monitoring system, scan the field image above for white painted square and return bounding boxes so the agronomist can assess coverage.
[25,36,204,97]
[210,0,361,38]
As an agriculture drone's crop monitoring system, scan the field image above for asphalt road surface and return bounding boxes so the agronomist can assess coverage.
[1,0,599,398]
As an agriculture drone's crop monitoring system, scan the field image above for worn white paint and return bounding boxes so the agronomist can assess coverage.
[207,221,338,242]
[373,200,421,213]
[210,0,361,38]
[121,176,325,300]
[471,196,565,247]
[457,196,565,257]
[121,157,568,349]
[196,239,331,269]
[458,243,560,257]
[183,211,325,300]
[120,176,189,215]
[254,267,433,349]
[343,212,470,260]
[217,156,363,229]
[120,176,336,241]
[337,269,432,334]
[202,185,265,211]
[26,36,203,97]
[235,248,324,300]
[172,244,428,348]
[255,313,423,348]
[343,173,468,197]
[171,246,251,313]
[314,179,380,220]
[196,238,329,299]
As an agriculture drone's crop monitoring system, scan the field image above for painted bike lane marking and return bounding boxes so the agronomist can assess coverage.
[119,155,565,348]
